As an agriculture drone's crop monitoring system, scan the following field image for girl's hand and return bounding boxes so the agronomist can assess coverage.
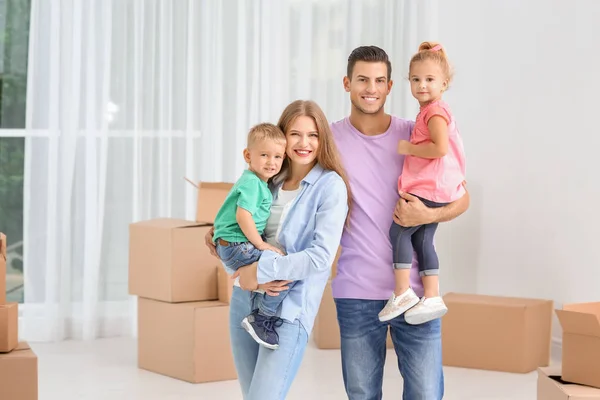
[232,263,259,291]
[397,140,412,155]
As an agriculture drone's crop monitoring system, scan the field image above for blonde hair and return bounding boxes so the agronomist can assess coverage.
[273,100,353,219]
[409,41,454,87]
[247,122,286,148]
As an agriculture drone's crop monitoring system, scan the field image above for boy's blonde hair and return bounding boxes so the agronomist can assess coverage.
[409,41,454,88]
[247,123,286,148]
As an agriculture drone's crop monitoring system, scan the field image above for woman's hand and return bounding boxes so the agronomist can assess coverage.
[232,263,259,291]
[232,263,293,295]
[205,227,219,259]
[258,280,293,296]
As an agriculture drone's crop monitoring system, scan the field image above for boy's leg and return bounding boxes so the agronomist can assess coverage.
[216,241,262,272]
[258,281,297,317]
[242,282,297,350]
[389,316,444,400]
[335,298,388,400]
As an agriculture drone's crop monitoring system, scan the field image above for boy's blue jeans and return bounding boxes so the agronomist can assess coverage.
[216,240,292,316]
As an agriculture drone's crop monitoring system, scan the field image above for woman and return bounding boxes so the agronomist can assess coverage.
[205,100,351,399]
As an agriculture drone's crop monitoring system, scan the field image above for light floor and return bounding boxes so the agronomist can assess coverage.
[33,337,554,399]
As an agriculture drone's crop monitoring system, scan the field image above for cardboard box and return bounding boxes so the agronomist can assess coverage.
[129,218,218,303]
[138,297,236,383]
[0,342,38,400]
[195,182,234,224]
[442,292,553,373]
[538,366,600,399]
[0,302,18,353]
[1,233,6,305]
[556,302,600,389]
[217,266,234,304]
[313,281,393,349]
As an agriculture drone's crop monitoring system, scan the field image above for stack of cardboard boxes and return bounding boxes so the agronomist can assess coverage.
[129,183,238,384]
[0,233,39,400]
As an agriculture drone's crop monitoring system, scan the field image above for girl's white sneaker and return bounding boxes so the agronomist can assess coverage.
[404,296,448,325]
[378,287,420,322]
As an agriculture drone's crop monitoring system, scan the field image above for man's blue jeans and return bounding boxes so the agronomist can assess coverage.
[335,298,444,400]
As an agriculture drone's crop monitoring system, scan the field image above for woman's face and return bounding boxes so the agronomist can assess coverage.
[285,116,319,167]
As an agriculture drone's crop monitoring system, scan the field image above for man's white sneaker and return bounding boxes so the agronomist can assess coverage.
[404,296,448,325]
[378,288,420,322]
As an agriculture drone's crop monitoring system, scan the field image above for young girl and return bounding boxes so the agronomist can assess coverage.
[378,41,466,325]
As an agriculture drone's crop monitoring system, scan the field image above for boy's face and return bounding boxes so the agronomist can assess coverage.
[343,61,393,116]
[243,140,286,181]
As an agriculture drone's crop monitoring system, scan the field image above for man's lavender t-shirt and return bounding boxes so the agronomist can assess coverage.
[331,116,424,300]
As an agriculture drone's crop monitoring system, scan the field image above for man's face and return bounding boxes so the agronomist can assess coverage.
[344,61,393,115]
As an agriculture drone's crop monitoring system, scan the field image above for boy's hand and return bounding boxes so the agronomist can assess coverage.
[258,242,285,256]
[397,140,412,155]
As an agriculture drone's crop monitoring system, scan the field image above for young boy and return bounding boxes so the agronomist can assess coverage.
[213,122,288,349]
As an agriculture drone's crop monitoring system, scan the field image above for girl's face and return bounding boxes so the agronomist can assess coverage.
[409,60,448,106]
[285,116,319,167]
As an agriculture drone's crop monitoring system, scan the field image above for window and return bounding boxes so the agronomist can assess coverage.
[0,0,31,303]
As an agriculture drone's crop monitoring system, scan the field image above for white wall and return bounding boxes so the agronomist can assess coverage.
[435,0,600,340]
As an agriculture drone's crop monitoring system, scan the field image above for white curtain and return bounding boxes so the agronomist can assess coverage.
[21,0,437,341]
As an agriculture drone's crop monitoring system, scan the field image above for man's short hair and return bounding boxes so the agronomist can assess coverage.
[347,45,392,81]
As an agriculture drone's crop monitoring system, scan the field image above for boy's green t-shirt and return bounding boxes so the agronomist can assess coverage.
[213,170,273,243]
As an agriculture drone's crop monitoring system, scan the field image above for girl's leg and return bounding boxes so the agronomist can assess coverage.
[230,287,260,397]
[405,223,448,325]
[379,223,422,322]
[411,222,441,297]
[389,222,420,294]
[245,319,309,400]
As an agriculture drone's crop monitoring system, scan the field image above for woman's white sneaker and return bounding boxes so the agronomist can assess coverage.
[378,288,420,322]
[404,296,448,325]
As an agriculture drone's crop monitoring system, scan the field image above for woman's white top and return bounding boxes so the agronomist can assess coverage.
[263,186,302,251]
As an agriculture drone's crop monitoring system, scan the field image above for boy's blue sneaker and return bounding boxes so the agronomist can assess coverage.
[241,309,284,350]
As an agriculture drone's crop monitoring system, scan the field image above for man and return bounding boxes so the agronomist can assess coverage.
[330,46,469,400]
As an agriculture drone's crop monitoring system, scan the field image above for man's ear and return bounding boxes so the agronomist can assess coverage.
[343,76,351,92]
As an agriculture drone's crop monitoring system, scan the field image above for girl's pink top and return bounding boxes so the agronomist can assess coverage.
[398,100,466,203]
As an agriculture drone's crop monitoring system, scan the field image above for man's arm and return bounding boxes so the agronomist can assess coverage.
[394,184,469,227]
[430,189,469,223]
